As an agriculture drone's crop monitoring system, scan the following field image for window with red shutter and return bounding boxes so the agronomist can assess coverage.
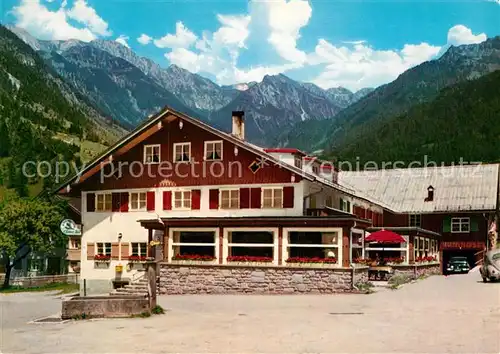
[240,188,250,209]
[250,188,261,208]
[86,193,96,212]
[209,189,219,209]
[120,193,129,212]
[283,186,294,208]
[146,191,155,211]
[163,191,172,210]
[191,190,201,210]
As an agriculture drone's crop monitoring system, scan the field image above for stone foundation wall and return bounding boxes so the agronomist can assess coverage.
[158,263,368,294]
[392,263,441,279]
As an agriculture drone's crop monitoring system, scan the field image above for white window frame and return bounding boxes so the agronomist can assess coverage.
[143,144,161,164]
[204,140,223,161]
[96,242,112,256]
[409,214,422,228]
[173,190,192,210]
[224,228,278,264]
[169,228,219,262]
[220,189,240,209]
[173,142,191,163]
[261,187,283,209]
[95,193,112,212]
[283,228,342,265]
[130,242,148,257]
[129,191,147,211]
[451,217,470,233]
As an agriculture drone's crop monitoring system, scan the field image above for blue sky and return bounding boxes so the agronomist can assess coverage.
[2,0,499,90]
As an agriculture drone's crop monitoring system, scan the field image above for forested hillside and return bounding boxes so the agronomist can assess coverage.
[334,69,500,165]
[0,25,122,198]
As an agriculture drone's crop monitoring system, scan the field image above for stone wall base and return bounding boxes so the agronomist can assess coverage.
[61,296,149,319]
[392,264,441,279]
[158,263,368,294]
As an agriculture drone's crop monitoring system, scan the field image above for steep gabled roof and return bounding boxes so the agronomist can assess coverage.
[55,106,392,211]
[339,164,500,213]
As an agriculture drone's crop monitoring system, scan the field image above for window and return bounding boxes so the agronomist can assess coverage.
[130,192,147,211]
[451,217,470,233]
[131,242,147,257]
[172,231,216,259]
[287,231,339,263]
[262,188,283,208]
[294,157,302,169]
[174,190,192,209]
[409,214,422,227]
[228,231,274,261]
[204,141,223,161]
[144,144,160,164]
[174,142,191,162]
[69,238,81,249]
[312,165,319,174]
[325,195,334,208]
[96,242,111,256]
[96,193,112,212]
[221,189,239,209]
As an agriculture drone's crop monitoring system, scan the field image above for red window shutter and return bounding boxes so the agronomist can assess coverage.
[86,193,96,212]
[372,212,377,225]
[240,188,250,209]
[120,193,129,212]
[209,189,219,209]
[367,210,373,223]
[191,189,201,210]
[112,193,121,212]
[146,191,155,211]
[163,191,172,210]
[283,186,294,208]
[250,188,261,209]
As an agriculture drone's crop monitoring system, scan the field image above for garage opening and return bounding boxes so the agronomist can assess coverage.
[442,249,477,275]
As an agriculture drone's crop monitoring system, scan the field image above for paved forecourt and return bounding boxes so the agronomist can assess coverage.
[1,271,499,353]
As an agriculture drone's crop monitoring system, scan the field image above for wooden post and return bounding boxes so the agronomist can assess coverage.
[219,226,224,265]
[147,264,157,309]
[163,226,169,261]
[147,229,153,258]
[409,235,415,264]
[278,227,283,265]
[342,226,350,268]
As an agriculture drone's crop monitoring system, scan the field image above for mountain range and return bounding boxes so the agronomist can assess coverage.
[281,36,500,152]
[6,25,372,145]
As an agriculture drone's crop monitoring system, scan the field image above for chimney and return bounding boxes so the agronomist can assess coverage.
[232,111,245,140]
[425,185,434,202]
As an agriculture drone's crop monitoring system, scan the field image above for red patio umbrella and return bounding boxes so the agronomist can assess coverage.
[365,229,406,244]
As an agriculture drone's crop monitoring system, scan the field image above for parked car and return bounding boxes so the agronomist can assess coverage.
[446,256,470,274]
[480,249,500,282]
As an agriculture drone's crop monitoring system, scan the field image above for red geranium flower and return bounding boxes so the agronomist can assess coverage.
[227,256,273,262]
[172,254,216,261]
[285,257,337,264]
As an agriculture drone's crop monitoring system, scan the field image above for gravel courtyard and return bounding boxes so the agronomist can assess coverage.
[1,271,499,353]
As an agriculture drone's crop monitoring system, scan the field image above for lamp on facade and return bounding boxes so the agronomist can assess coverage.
[179,120,184,130]
[291,174,296,183]
[234,146,239,156]
[118,233,123,241]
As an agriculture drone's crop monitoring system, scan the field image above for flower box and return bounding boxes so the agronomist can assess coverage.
[94,254,111,262]
[227,256,273,263]
[285,257,337,267]
[128,256,148,263]
[172,254,216,262]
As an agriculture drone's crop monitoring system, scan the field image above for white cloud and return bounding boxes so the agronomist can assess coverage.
[154,22,197,49]
[12,0,110,42]
[308,40,441,91]
[213,14,251,48]
[115,35,130,48]
[259,0,312,64]
[447,24,487,46]
[137,33,152,45]
[66,0,111,36]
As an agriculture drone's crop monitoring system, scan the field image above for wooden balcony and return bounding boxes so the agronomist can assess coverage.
[304,207,354,217]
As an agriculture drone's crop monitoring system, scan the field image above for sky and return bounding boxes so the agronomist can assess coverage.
[1,0,499,91]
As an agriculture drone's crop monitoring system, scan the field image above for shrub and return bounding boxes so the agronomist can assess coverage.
[151,305,165,315]
[388,274,413,289]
